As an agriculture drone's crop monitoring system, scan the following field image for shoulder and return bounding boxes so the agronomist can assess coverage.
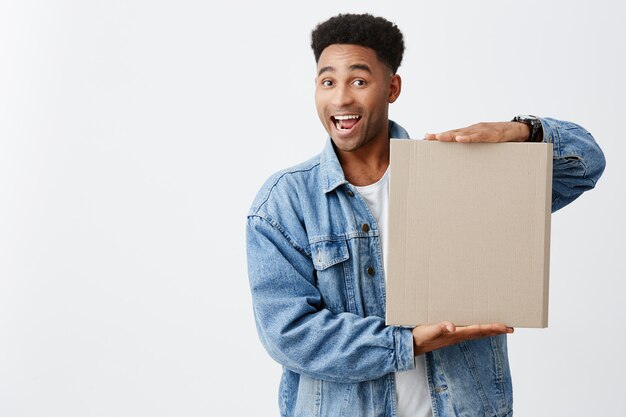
[249,154,322,218]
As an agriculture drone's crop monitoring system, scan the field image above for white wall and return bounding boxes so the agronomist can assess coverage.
[1,1,624,416]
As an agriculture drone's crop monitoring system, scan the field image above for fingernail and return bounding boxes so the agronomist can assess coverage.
[456,135,467,142]
[446,323,454,333]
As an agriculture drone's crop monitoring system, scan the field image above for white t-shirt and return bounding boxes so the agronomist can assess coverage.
[354,167,433,417]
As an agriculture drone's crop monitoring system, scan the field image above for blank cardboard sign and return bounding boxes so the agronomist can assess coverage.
[386,140,552,328]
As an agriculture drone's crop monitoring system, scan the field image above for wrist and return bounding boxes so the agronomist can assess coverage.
[510,121,532,142]
[511,115,543,142]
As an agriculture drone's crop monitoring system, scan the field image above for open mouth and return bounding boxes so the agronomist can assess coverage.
[331,114,362,131]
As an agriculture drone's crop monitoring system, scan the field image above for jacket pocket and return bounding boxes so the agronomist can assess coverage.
[295,375,381,417]
[310,239,349,271]
[309,238,353,314]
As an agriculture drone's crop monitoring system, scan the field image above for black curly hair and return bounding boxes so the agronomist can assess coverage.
[311,13,405,74]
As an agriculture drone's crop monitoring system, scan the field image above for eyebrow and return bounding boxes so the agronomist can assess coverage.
[349,64,372,73]
[317,64,372,76]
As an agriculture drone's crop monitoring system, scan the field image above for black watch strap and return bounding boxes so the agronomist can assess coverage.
[512,115,543,142]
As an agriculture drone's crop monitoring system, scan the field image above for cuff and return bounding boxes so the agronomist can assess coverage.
[393,326,416,372]
[538,117,559,158]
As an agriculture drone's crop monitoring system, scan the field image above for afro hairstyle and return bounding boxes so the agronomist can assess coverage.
[311,13,405,74]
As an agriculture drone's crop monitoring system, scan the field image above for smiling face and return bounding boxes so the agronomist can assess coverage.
[315,44,401,155]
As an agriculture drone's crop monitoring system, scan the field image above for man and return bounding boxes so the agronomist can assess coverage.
[246,13,605,417]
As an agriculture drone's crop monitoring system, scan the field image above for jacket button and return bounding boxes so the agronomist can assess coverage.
[367,266,375,275]
[347,190,354,197]
[361,223,370,232]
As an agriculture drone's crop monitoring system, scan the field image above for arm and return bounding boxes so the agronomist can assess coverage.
[246,214,415,384]
[247,214,513,381]
[541,117,606,212]
[425,117,606,212]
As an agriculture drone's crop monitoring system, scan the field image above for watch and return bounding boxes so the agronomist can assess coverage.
[512,115,543,143]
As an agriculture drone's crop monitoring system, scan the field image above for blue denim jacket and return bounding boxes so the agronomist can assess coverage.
[247,119,605,417]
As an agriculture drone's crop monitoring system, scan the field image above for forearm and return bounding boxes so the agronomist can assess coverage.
[254,306,414,383]
[247,215,415,383]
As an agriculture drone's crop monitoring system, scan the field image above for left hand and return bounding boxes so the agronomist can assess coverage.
[412,321,513,356]
[425,121,530,143]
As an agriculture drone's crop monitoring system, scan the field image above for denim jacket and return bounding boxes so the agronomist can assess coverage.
[247,119,605,417]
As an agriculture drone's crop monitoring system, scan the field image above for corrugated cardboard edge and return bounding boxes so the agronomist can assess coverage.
[541,144,553,327]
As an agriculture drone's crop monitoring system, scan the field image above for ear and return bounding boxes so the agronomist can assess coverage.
[388,74,402,103]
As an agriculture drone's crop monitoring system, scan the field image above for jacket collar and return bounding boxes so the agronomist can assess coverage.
[320,120,410,193]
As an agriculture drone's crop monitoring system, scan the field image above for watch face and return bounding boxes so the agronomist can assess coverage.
[513,115,542,142]
[517,114,538,122]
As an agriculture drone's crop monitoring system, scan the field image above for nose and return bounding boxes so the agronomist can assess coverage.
[332,83,354,107]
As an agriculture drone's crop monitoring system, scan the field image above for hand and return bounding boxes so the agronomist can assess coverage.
[412,321,514,355]
[425,122,530,143]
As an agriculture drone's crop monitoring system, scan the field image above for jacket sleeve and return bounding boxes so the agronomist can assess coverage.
[246,214,415,384]
[540,117,606,212]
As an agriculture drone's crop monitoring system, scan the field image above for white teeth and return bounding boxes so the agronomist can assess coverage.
[333,114,361,130]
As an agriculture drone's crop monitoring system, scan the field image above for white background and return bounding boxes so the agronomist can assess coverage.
[1,1,625,416]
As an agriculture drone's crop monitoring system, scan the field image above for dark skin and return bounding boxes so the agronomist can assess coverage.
[425,121,536,143]
[315,44,401,186]
[315,44,517,355]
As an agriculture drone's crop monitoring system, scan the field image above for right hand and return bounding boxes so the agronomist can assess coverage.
[412,322,513,355]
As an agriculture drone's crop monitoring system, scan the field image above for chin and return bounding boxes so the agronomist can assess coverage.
[332,137,363,153]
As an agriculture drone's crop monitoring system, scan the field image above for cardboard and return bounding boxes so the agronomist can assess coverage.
[386,140,553,328]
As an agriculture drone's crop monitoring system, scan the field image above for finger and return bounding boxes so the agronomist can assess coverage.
[455,132,498,143]
[428,321,455,338]
[457,324,507,338]
[454,323,511,339]
[413,321,456,343]
[430,130,461,142]
[428,126,481,142]
[471,323,510,333]
[442,321,456,334]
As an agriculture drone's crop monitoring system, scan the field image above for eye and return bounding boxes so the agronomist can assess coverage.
[322,79,334,87]
[352,79,366,86]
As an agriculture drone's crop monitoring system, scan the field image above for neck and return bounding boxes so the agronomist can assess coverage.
[336,134,390,187]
